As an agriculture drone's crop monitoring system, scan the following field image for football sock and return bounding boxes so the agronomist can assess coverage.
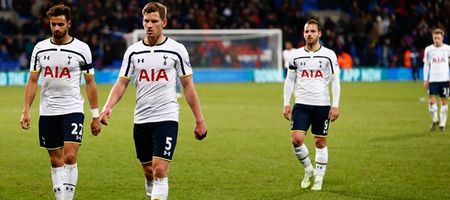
[440,105,448,127]
[314,147,328,177]
[145,178,154,199]
[429,103,439,122]
[51,166,64,200]
[63,163,78,200]
[151,177,168,200]
[294,144,313,172]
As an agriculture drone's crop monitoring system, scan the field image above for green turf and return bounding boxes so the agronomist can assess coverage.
[1,82,450,200]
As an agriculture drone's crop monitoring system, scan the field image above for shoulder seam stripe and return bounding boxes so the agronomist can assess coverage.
[313,56,334,74]
[34,48,57,71]
[124,50,187,77]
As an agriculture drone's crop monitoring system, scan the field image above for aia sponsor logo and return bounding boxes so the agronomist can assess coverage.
[300,70,323,78]
[138,68,168,81]
[431,57,446,64]
[43,66,71,78]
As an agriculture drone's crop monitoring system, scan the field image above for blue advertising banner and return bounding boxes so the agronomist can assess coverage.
[0,68,423,86]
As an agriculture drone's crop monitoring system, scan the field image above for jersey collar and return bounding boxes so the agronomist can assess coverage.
[142,36,168,47]
[304,45,322,53]
[50,36,74,45]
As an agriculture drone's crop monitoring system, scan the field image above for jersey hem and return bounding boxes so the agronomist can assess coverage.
[153,156,172,162]
[39,111,84,116]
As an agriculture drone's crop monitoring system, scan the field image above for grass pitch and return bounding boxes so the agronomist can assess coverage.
[1,82,449,199]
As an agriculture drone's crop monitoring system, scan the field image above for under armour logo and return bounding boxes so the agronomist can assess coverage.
[67,55,72,65]
[43,55,50,60]
[163,55,168,65]
[76,136,82,140]
[299,62,306,66]
[164,151,171,156]
[137,58,144,63]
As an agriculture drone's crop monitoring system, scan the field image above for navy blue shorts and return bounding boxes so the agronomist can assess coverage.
[133,121,178,163]
[429,82,450,97]
[291,104,330,136]
[38,113,85,149]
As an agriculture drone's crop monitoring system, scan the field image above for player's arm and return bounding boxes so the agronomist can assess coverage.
[84,73,101,136]
[21,72,40,130]
[329,74,340,122]
[423,48,430,89]
[99,77,130,125]
[283,67,296,121]
[181,75,207,140]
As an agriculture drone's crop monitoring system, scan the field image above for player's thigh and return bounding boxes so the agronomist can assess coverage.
[133,121,179,163]
[39,115,64,149]
[152,121,178,162]
[429,82,441,97]
[311,106,331,137]
[291,104,312,133]
[134,123,154,164]
[62,113,85,144]
[438,82,450,98]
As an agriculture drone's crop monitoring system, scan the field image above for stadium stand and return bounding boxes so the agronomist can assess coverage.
[0,0,449,70]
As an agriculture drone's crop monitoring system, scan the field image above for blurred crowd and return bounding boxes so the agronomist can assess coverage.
[0,0,449,70]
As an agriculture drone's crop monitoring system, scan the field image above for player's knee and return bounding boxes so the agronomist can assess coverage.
[50,157,64,167]
[64,152,77,164]
[152,163,168,178]
[291,132,305,147]
[314,138,326,148]
[143,163,153,176]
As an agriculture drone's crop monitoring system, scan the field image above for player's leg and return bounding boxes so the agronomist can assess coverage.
[310,106,331,191]
[290,104,314,188]
[439,97,448,131]
[151,158,170,200]
[438,82,449,131]
[143,162,154,199]
[62,113,84,200]
[40,115,65,200]
[428,83,439,130]
[134,123,155,199]
[134,121,178,200]
[150,121,178,200]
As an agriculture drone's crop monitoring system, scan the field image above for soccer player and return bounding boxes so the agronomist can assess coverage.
[20,4,101,200]
[283,41,295,77]
[99,2,207,200]
[283,19,340,191]
[423,27,450,132]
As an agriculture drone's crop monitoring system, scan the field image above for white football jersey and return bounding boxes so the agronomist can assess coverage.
[283,48,295,69]
[423,44,450,82]
[288,46,340,106]
[119,37,192,124]
[29,37,93,116]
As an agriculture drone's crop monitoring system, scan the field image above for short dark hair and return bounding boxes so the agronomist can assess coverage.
[142,2,167,20]
[305,19,322,32]
[46,4,71,21]
[432,27,445,35]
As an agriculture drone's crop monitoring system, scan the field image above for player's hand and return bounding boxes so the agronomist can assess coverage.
[99,109,112,126]
[194,121,207,141]
[91,118,101,136]
[283,106,292,121]
[424,81,429,90]
[329,107,339,122]
[20,112,31,130]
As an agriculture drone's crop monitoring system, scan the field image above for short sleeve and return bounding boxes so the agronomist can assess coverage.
[176,44,193,77]
[423,47,428,63]
[330,51,340,75]
[118,47,135,79]
[81,44,94,74]
[29,45,41,72]
[288,53,297,70]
